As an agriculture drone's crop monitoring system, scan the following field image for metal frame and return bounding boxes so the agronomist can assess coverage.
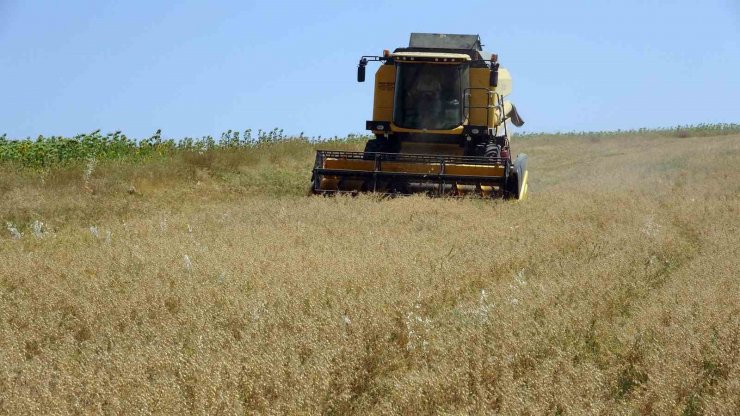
[360,54,498,69]
[462,88,512,137]
[312,151,510,196]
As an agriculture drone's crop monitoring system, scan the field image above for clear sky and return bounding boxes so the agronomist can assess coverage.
[1,0,738,139]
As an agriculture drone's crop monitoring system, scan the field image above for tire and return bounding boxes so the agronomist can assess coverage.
[505,172,519,199]
[484,142,501,159]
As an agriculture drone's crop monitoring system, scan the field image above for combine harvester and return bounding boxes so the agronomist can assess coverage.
[311,33,528,199]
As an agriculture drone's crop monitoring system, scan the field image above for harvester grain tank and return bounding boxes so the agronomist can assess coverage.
[311,33,528,199]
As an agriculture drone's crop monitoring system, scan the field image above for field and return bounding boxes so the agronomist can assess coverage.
[1,127,739,414]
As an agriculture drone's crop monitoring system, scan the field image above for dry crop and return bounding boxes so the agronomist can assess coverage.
[0,130,738,414]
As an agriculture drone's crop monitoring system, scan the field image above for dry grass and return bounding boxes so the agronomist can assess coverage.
[1,133,738,415]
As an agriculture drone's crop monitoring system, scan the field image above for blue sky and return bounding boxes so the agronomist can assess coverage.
[1,0,738,138]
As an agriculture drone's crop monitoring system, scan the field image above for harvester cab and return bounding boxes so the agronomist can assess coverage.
[312,33,528,199]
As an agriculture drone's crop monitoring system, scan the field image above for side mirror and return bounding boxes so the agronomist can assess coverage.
[489,63,499,87]
[357,65,366,82]
[357,58,367,82]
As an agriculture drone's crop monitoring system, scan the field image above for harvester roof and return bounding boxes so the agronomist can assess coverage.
[391,51,471,62]
[408,33,482,50]
[395,33,488,64]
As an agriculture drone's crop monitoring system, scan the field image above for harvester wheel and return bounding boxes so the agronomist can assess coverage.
[469,138,501,158]
[484,142,501,159]
[507,154,529,200]
[505,173,519,199]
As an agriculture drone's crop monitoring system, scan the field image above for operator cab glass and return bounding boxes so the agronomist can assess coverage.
[393,63,469,130]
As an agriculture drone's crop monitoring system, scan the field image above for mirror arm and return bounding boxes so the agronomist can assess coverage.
[356,55,388,83]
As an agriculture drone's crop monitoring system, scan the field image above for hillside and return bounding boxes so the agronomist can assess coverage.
[1,129,738,414]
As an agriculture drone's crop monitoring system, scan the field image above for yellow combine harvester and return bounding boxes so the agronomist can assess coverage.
[311,33,528,199]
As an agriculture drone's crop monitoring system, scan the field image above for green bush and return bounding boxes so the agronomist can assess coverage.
[0,128,369,169]
[2,123,737,169]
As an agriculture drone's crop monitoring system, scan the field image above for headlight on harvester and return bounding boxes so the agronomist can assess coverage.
[463,125,487,137]
[365,121,391,132]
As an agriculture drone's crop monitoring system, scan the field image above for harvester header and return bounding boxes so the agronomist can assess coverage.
[312,33,528,199]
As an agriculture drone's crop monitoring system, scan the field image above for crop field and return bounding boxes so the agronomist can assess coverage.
[1,126,738,414]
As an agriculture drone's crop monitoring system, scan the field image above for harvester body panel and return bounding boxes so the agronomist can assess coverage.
[372,65,395,122]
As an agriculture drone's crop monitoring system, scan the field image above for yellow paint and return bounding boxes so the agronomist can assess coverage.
[324,159,374,171]
[468,67,514,129]
[518,170,528,200]
[390,124,464,135]
[372,65,395,122]
[322,158,506,178]
[446,164,505,177]
[468,68,491,127]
